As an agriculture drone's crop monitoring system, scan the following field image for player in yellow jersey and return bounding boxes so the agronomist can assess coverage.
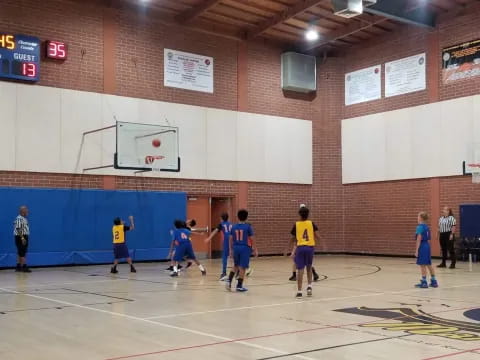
[111,216,136,274]
[290,206,319,298]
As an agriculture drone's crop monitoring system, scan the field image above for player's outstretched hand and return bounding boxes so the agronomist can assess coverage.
[129,215,134,220]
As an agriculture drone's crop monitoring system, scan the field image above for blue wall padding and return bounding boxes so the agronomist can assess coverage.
[0,187,186,267]
[460,204,480,238]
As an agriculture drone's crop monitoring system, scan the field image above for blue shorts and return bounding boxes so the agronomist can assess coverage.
[113,243,130,259]
[233,245,251,269]
[295,246,314,270]
[174,242,196,262]
[416,242,431,265]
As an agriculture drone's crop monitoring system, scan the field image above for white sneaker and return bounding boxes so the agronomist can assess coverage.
[307,286,313,297]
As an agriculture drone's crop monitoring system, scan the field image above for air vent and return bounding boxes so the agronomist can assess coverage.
[332,0,363,18]
[281,52,317,93]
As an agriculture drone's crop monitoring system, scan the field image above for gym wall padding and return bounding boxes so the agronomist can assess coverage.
[0,187,186,267]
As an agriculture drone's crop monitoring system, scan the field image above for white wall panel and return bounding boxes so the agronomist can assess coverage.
[0,82,16,170]
[206,108,237,181]
[411,104,441,178]
[16,84,61,172]
[61,89,103,173]
[385,109,412,180]
[342,94,480,183]
[3,84,312,184]
[237,113,266,183]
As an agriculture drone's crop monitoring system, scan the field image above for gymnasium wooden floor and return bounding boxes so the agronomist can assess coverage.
[1,255,480,360]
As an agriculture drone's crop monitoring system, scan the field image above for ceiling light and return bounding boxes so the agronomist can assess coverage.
[305,29,319,42]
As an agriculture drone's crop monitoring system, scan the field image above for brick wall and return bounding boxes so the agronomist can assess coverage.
[1,0,480,257]
[341,6,480,255]
[0,0,104,93]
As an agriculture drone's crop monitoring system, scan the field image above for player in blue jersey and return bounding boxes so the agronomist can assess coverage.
[415,212,438,288]
[205,213,232,280]
[226,209,258,292]
[169,220,206,277]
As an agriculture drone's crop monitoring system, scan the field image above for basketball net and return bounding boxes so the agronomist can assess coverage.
[473,172,480,184]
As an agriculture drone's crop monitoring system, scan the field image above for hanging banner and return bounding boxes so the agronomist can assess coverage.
[442,39,480,84]
[164,49,214,93]
[385,53,426,97]
[345,65,381,106]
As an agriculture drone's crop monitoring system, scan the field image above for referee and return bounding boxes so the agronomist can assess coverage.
[438,206,456,269]
[14,206,32,273]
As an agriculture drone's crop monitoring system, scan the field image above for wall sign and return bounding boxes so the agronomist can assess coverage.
[442,39,480,84]
[385,53,426,97]
[164,48,214,94]
[345,65,381,106]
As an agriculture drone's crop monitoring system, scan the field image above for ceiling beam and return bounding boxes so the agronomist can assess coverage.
[175,0,222,24]
[247,0,326,39]
[302,14,387,51]
[364,0,437,28]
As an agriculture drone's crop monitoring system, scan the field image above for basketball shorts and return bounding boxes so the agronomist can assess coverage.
[233,245,251,269]
[174,242,196,262]
[295,246,314,270]
[113,243,130,259]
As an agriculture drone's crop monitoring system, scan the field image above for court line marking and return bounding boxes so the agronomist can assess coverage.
[104,303,480,360]
[144,291,385,319]
[144,282,480,320]
[0,278,129,290]
[0,286,315,360]
[421,347,480,360]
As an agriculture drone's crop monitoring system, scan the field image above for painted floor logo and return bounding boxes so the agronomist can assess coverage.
[335,307,480,341]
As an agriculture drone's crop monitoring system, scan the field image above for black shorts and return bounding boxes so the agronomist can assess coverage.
[15,235,29,257]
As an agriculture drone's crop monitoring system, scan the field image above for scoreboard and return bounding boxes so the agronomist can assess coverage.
[0,34,41,82]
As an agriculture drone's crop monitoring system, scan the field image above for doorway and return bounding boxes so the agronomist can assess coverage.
[186,196,234,259]
[210,197,234,259]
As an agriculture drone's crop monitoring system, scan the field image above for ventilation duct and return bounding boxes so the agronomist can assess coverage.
[332,0,363,18]
[281,52,317,93]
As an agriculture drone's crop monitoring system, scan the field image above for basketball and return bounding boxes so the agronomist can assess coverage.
[152,139,161,148]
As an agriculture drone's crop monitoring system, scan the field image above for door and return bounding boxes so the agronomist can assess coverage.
[187,197,210,259]
[210,198,233,258]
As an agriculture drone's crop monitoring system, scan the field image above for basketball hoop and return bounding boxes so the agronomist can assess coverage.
[464,143,480,184]
[469,164,480,183]
[473,171,480,184]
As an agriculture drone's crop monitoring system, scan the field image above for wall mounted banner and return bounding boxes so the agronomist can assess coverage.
[345,65,381,106]
[164,48,214,93]
[442,39,480,84]
[385,53,426,97]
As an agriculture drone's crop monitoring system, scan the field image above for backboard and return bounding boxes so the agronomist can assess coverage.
[114,121,180,172]
[463,142,480,183]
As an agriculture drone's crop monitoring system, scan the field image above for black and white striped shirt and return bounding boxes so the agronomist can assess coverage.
[439,215,456,233]
[14,215,29,236]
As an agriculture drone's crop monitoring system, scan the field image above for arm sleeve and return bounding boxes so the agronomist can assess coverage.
[217,224,222,232]
[290,225,296,236]
[415,226,422,235]
[124,225,130,232]
[312,223,319,231]
[248,225,254,236]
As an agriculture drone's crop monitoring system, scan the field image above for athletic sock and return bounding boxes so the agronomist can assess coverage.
[237,278,244,288]
[422,276,427,282]
[292,271,296,277]
[228,271,235,282]
[173,265,178,273]
[198,264,205,272]
[431,275,436,281]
